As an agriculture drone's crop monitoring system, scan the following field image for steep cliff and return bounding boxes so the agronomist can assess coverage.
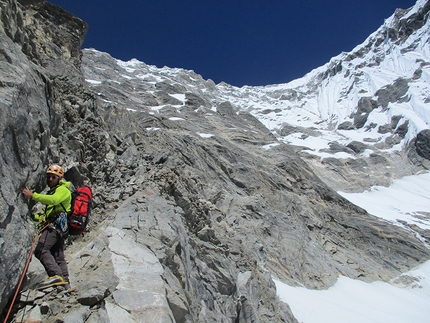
[0,0,429,322]
[0,0,99,317]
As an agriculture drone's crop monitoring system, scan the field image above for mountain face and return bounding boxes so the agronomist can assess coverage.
[0,0,429,322]
[215,0,430,194]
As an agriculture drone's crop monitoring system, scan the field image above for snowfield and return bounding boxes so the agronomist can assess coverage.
[275,171,430,323]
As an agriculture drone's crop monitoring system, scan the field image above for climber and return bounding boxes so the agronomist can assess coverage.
[21,164,72,290]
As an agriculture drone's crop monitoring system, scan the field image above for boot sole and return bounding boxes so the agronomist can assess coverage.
[36,281,68,290]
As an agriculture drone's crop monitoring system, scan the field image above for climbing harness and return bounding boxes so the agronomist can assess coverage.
[2,223,49,323]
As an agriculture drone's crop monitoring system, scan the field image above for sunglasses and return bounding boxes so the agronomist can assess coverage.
[46,174,59,180]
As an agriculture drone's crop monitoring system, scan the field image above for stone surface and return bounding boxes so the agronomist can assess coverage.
[416,129,430,159]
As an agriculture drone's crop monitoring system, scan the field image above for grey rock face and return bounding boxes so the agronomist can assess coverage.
[416,129,430,159]
[346,141,369,154]
[337,121,354,130]
[0,2,53,314]
[0,0,93,315]
[376,78,410,108]
[352,97,378,129]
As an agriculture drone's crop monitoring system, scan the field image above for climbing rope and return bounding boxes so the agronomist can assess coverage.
[2,223,49,323]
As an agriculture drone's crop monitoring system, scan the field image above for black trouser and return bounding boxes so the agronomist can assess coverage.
[34,227,69,282]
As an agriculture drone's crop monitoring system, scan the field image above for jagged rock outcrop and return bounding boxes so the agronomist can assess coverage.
[1,0,429,322]
[415,129,430,159]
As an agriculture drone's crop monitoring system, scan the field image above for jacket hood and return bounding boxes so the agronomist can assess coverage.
[59,179,71,189]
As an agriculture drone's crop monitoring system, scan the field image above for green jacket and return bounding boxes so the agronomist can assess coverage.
[32,180,72,221]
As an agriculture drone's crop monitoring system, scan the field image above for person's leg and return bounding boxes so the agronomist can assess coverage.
[34,228,62,277]
[53,237,69,283]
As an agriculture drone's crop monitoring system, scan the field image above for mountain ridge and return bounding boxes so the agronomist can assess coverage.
[211,0,430,193]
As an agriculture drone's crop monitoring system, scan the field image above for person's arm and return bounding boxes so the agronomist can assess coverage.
[33,186,70,206]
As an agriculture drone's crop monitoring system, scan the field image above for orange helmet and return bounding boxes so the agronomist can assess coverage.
[46,164,64,178]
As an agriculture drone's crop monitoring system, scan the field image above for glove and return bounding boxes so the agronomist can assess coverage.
[31,211,46,223]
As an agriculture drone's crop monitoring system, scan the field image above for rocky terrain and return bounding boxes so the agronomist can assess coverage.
[0,0,429,322]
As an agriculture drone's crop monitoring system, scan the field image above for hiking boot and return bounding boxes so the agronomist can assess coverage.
[36,275,67,290]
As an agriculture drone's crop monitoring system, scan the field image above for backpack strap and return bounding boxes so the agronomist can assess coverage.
[60,202,68,213]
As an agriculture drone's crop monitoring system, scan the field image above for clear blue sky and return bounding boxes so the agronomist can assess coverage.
[49,0,418,87]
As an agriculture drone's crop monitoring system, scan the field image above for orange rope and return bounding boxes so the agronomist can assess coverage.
[2,223,49,323]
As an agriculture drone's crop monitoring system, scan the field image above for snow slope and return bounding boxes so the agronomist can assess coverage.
[275,171,430,323]
[216,0,430,159]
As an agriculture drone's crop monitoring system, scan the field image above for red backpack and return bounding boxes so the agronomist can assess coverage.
[68,185,93,235]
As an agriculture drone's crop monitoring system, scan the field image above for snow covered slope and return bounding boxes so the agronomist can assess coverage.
[219,0,429,154]
[211,0,430,193]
